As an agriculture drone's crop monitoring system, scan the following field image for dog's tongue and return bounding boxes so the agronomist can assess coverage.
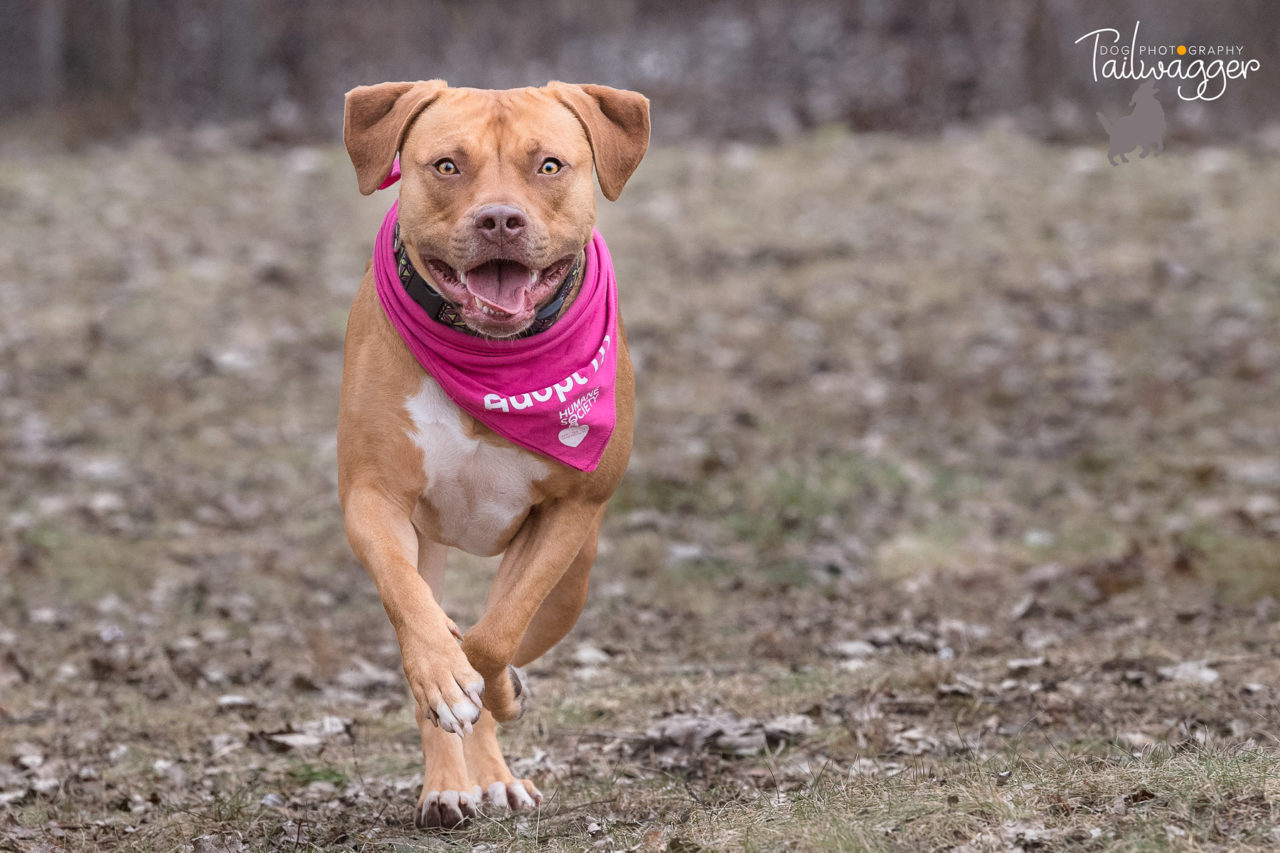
[466,261,533,313]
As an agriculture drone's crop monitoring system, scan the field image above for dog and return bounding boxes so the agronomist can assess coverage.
[338,80,649,828]
[1097,80,1165,166]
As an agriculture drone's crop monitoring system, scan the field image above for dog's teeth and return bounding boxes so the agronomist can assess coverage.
[459,270,468,285]
[530,269,540,285]
[473,301,511,319]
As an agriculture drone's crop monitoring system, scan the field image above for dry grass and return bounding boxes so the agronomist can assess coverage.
[2,124,1280,851]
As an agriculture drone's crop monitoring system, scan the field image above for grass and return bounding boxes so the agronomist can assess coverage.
[1177,526,1280,603]
[397,738,1280,852]
[3,123,1280,850]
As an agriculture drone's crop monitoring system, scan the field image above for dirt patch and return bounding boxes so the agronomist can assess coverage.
[2,126,1279,850]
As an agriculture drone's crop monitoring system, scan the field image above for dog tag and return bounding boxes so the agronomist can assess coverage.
[558,424,589,447]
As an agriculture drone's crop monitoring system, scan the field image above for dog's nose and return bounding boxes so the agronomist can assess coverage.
[473,204,527,242]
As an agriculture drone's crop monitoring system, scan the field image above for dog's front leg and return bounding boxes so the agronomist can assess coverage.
[461,498,600,722]
[343,484,485,734]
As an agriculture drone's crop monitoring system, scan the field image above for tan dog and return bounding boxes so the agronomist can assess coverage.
[337,81,649,828]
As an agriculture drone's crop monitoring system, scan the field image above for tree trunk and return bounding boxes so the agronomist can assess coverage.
[35,0,67,102]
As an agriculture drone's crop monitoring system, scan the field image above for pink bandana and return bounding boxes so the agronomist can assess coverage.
[372,186,619,472]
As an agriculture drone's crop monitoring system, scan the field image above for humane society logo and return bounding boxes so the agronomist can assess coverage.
[1075,21,1261,165]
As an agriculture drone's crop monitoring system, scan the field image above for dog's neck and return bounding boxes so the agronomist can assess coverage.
[392,222,585,338]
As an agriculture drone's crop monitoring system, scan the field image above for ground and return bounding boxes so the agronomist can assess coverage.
[1,124,1279,851]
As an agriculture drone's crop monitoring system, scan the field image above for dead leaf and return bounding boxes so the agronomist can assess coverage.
[641,712,775,757]
[250,716,352,752]
[891,726,940,756]
[1113,787,1157,814]
[763,714,816,747]
[1157,661,1219,684]
[274,820,309,846]
[332,657,399,693]
[938,682,973,697]
[1006,656,1046,673]
[831,640,877,659]
[666,839,708,853]
[573,644,610,666]
[216,694,257,713]
[1118,731,1156,750]
[192,833,247,853]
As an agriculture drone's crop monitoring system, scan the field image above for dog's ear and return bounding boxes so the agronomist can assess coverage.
[344,80,449,195]
[548,82,650,202]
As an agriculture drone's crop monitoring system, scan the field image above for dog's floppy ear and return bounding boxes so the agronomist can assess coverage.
[548,82,650,202]
[344,80,449,195]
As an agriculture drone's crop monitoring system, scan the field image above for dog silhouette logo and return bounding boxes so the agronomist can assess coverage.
[1097,80,1166,165]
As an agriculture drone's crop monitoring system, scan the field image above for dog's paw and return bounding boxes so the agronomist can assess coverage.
[429,686,484,735]
[415,785,483,829]
[482,665,529,723]
[482,778,542,812]
[509,664,527,701]
[405,642,486,736]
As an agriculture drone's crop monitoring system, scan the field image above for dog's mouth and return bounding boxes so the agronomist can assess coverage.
[424,256,576,337]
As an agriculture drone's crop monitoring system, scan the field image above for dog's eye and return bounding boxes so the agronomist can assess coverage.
[434,159,459,175]
[538,158,562,175]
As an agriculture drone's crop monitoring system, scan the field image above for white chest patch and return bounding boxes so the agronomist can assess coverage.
[405,377,550,556]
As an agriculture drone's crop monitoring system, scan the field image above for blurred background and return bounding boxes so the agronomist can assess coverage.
[2,2,1279,850]
[3,0,1277,146]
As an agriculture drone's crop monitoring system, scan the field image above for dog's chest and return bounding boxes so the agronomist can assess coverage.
[404,377,549,556]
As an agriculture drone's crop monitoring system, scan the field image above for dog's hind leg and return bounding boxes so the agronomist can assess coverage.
[1138,144,1150,159]
[512,508,601,666]
[462,709,543,816]
[446,508,601,819]
[462,499,601,722]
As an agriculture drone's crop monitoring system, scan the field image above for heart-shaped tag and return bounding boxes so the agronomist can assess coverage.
[558,424,589,448]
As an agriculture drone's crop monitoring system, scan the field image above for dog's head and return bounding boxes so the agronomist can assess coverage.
[344,80,650,338]
[1131,79,1159,105]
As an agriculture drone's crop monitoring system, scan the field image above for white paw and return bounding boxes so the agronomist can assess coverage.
[415,785,482,828]
[420,676,484,735]
[483,779,543,812]
[433,684,483,735]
